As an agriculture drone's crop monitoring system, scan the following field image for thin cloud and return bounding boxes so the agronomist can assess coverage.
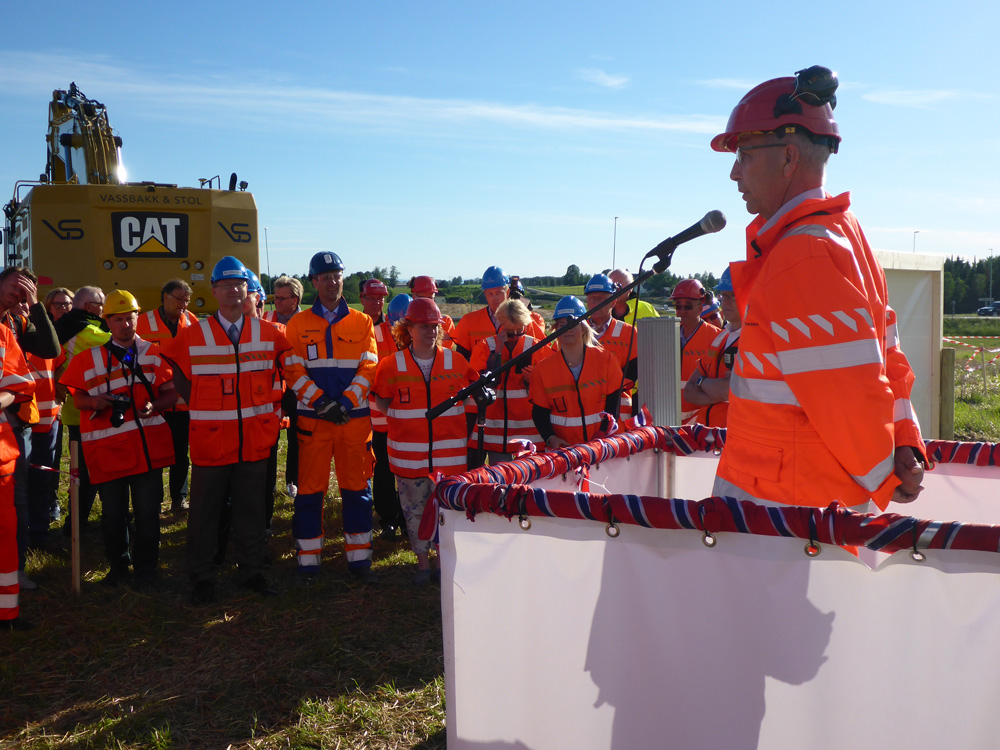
[576,68,630,90]
[0,52,720,137]
[862,89,992,108]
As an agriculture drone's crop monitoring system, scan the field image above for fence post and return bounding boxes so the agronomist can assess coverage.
[939,347,955,440]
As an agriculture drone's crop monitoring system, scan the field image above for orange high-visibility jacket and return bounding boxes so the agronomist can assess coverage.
[60,338,175,484]
[136,308,198,411]
[693,326,741,428]
[26,353,61,433]
[717,191,925,510]
[372,346,477,478]
[679,320,721,424]
[453,306,545,356]
[529,346,623,446]
[282,301,378,422]
[369,319,398,432]
[163,316,290,466]
[441,314,457,349]
[469,333,553,452]
[596,318,637,418]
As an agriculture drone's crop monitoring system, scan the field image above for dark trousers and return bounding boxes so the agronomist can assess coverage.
[285,412,299,487]
[98,469,163,576]
[13,424,30,569]
[27,424,61,549]
[371,430,404,530]
[162,411,190,503]
[66,425,99,531]
[187,460,267,584]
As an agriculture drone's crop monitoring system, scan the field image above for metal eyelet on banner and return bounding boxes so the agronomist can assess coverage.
[804,542,821,557]
[702,530,717,548]
[438,512,446,526]
[910,549,926,563]
[519,517,532,531]
[594,462,600,471]
[562,473,568,482]
[605,522,620,538]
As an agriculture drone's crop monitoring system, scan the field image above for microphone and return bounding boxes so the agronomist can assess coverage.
[645,210,727,273]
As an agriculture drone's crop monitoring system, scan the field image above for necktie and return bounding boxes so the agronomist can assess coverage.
[227,324,240,346]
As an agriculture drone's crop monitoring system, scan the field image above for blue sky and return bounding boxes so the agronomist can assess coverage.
[2,1,997,282]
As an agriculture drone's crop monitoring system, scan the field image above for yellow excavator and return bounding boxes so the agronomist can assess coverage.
[2,83,259,313]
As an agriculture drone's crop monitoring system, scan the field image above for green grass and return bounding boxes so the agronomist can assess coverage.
[2,431,446,750]
[944,334,1000,441]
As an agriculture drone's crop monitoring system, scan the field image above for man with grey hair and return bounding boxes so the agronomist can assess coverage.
[55,285,110,536]
[608,269,660,323]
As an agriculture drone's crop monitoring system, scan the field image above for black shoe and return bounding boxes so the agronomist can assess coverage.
[349,567,380,585]
[191,580,216,605]
[170,498,187,513]
[101,568,131,588]
[379,526,398,541]
[2,617,35,632]
[242,573,277,597]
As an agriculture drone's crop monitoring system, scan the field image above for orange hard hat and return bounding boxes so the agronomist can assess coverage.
[711,66,841,154]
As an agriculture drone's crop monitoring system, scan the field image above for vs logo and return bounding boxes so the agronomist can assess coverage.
[112,212,189,258]
[219,222,252,243]
[42,219,84,240]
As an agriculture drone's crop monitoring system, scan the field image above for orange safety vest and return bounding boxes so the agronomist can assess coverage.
[3,313,41,426]
[60,338,175,484]
[0,326,36,467]
[679,319,721,424]
[529,346,623,446]
[162,315,289,466]
[441,314,457,349]
[282,302,377,422]
[369,319,398,432]
[596,318,637,418]
[261,308,299,325]
[469,333,553,452]
[692,326,741,428]
[717,190,924,511]
[453,306,545,356]
[136,308,199,411]
[25,353,60,433]
[372,346,477,478]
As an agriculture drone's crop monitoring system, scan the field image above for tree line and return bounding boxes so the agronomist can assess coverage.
[944,256,999,313]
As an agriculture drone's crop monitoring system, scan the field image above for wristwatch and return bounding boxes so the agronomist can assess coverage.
[695,375,706,387]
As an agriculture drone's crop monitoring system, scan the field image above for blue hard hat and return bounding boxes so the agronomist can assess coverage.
[211,255,249,283]
[309,251,345,277]
[481,266,509,290]
[553,295,587,321]
[245,270,264,297]
[584,273,616,295]
[715,267,734,293]
[387,293,412,326]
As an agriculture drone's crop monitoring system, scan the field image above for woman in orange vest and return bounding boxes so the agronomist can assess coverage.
[530,296,623,450]
[671,279,721,424]
[371,298,477,584]
[469,298,552,463]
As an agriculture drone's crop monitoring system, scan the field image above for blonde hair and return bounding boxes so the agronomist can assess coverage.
[554,318,595,347]
[43,287,74,308]
[273,275,304,300]
[495,298,532,328]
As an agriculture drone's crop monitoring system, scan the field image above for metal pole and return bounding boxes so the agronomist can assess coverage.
[264,227,273,294]
[990,249,993,303]
[912,230,919,253]
[612,217,618,269]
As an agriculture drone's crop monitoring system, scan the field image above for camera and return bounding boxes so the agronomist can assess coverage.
[108,393,132,428]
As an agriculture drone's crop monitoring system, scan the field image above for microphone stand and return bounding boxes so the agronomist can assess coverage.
[426,239,682,424]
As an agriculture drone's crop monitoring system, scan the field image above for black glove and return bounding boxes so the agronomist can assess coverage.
[314,397,351,424]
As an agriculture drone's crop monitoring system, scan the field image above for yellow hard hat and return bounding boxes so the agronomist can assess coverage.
[103,290,140,317]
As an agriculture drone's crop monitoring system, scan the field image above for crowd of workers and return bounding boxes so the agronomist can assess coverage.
[2,64,927,633]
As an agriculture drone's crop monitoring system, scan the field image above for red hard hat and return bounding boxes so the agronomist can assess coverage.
[711,67,840,154]
[670,278,706,301]
[409,275,438,297]
[404,297,444,325]
[360,279,389,297]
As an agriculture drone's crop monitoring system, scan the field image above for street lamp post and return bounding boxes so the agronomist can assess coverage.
[612,217,618,269]
[912,230,920,253]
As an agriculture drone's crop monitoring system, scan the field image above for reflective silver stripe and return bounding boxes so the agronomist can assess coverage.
[730,373,799,406]
[851,451,895,493]
[0,372,33,388]
[777,338,883,375]
[0,570,17,586]
[189,403,278,421]
[550,413,603,427]
[298,553,321,567]
[742,352,765,373]
[144,311,159,331]
[284,354,307,367]
[807,314,834,336]
[771,322,790,342]
[787,317,811,338]
[83,416,168,442]
[296,537,322,552]
[887,323,899,348]
[189,341,274,357]
[387,404,465,419]
[832,311,858,332]
[857,307,874,327]
[501,389,529,398]
[442,348,453,368]
[395,350,407,369]
[0,593,17,608]
[389,437,467,451]
[305,357,362,369]
[783,223,854,251]
[191,360,274,375]
[483,418,537,430]
[763,353,780,370]
[392,454,465,469]
[360,351,377,363]
[893,398,920,431]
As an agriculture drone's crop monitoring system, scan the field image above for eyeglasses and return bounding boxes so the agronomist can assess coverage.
[674,303,696,311]
[84,300,104,309]
[51,301,73,310]
[168,294,191,304]
[214,280,247,289]
[735,143,787,163]
[273,295,298,302]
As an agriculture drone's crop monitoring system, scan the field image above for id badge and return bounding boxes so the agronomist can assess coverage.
[307,343,319,361]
